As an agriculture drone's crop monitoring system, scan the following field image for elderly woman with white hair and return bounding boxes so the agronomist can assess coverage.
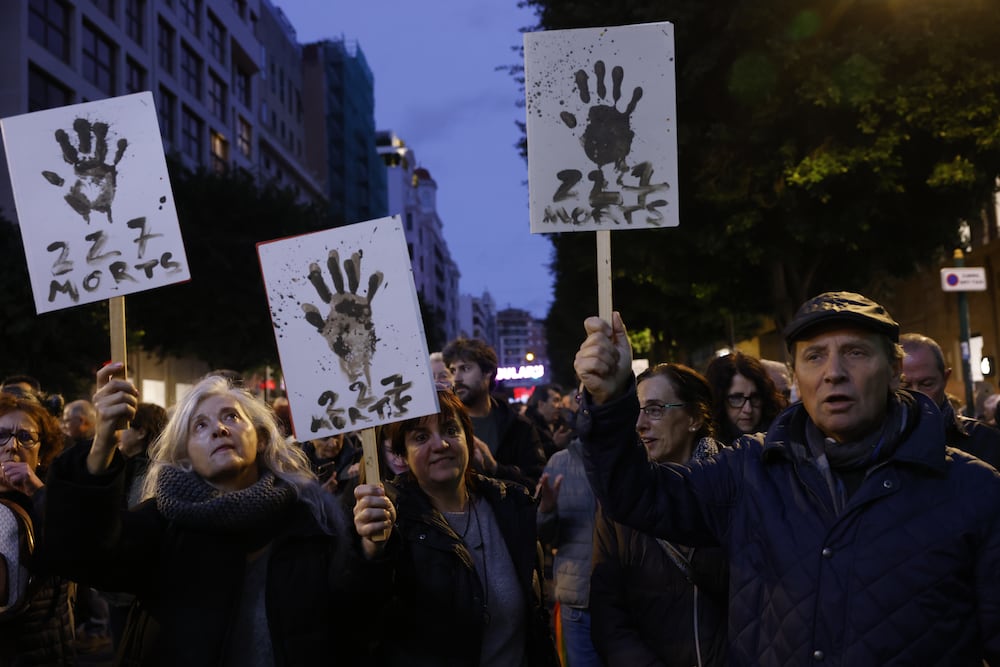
[42,363,393,665]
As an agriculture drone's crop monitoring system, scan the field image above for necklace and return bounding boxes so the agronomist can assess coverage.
[467,497,490,625]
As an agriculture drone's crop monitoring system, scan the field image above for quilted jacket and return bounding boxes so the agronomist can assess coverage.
[537,439,596,608]
[579,384,1000,666]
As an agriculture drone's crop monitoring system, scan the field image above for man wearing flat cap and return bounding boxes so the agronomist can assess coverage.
[573,292,1000,666]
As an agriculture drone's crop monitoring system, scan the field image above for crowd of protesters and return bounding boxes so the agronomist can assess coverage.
[0,289,997,665]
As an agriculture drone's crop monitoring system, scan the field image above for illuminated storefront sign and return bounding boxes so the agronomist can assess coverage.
[495,364,545,381]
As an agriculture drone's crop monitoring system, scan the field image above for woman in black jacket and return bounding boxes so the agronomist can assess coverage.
[43,363,387,666]
[0,391,73,665]
[354,389,558,666]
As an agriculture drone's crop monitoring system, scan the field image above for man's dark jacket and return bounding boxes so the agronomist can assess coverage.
[486,395,546,489]
[579,385,1000,666]
[940,400,1000,469]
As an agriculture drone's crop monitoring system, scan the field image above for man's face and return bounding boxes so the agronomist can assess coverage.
[448,358,490,407]
[537,390,562,424]
[61,407,87,439]
[900,344,949,407]
[794,327,899,443]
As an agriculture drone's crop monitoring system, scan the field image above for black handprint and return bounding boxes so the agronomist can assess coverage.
[560,61,643,172]
[302,250,384,387]
[41,118,128,224]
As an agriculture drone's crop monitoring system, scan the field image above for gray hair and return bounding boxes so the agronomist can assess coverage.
[141,376,322,509]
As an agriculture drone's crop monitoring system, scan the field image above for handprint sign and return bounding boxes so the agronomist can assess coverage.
[559,61,643,173]
[303,249,384,387]
[41,118,128,224]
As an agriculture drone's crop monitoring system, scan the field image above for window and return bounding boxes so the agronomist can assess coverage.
[180,43,201,98]
[237,116,251,158]
[125,0,144,45]
[28,63,71,111]
[234,65,250,106]
[210,131,228,173]
[208,72,226,120]
[207,13,225,63]
[231,0,246,20]
[126,58,146,94]
[82,22,115,95]
[158,86,176,142]
[179,0,199,34]
[28,0,70,62]
[181,106,202,162]
[158,19,174,74]
[92,0,114,18]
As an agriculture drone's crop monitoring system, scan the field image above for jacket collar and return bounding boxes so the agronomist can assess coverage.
[761,390,948,475]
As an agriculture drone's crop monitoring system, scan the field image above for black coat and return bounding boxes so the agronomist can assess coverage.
[41,444,385,666]
[0,490,73,666]
[378,472,558,667]
[486,396,546,490]
[590,502,727,666]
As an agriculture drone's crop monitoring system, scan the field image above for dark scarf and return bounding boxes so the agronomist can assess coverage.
[805,391,917,504]
[155,466,295,534]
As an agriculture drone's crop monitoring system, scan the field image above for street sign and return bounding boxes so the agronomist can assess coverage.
[941,267,987,292]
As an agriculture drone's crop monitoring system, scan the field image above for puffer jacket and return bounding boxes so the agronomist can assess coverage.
[380,472,558,667]
[537,439,595,608]
[579,384,1000,666]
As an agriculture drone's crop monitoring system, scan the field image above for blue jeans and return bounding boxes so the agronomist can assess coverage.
[561,606,602,667]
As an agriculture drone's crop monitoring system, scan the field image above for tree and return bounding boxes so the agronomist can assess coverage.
[522,0,1000,376]
[126,158,332,370]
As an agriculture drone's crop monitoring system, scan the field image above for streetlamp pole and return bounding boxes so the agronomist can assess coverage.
[955,249,976,416]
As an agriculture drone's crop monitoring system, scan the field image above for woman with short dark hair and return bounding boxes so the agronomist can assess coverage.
[354,389,558,666]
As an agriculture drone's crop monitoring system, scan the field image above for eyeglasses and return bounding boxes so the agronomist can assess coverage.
[727,393,762,409]
[638,402,687,420]
[0,429,40,449]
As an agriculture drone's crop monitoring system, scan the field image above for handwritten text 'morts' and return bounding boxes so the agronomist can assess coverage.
[543,161,669,226]
[46,216,184,303]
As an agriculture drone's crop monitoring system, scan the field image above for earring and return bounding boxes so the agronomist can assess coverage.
[688,426,696,432]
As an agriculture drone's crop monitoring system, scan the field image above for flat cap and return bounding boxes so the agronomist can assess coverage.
[784,291,899,346]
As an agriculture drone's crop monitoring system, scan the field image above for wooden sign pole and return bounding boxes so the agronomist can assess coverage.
[109,296,127,371]
[596,230,613,323]
[360,427,389,542]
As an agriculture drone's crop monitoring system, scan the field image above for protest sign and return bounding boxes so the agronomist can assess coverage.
[258,216,439,440]
[0,92,189,314]
[525,22,679,234]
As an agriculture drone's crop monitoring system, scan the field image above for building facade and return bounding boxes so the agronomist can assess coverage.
[458,291,496,346]
[378,129,461,343]
[303,38,386,227]
[495,307,548,394]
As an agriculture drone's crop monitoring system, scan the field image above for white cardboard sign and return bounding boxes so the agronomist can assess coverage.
[258,216,439,439]
[525,22,680,233]
[0,92,189,313]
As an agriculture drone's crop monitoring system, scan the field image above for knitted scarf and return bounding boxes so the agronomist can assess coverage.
[155,466,295,533]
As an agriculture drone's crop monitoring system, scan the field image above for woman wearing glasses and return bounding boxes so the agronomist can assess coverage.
[704,352,787,445]
[590,363,728,667]
[0,391,74,664]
